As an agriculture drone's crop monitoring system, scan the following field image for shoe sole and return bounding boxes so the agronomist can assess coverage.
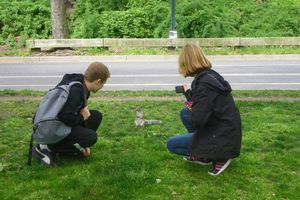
[183,157,211,165]
[32,148,52,166]
[208,159,232,176]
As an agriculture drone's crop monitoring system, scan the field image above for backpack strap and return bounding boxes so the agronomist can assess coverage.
[27,129,34,166]
[68,81,83,87]
[68,81,88,127]
[27,112,37,166]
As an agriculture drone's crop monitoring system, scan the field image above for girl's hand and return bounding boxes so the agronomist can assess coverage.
[183,84,190,92]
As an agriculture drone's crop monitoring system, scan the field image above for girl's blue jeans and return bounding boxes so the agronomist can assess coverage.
[167,108,196,156]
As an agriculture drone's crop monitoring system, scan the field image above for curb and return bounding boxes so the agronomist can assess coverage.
[0,54,300,63]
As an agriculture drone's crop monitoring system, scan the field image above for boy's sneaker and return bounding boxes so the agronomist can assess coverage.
[32,145,56,166]
[183,156,211,165]
[208,159,232,176]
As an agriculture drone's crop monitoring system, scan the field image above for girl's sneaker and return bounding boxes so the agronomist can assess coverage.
[208,159,232,176]
[183,156,211,165]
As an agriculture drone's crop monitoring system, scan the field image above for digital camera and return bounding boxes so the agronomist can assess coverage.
[175,85,184,93]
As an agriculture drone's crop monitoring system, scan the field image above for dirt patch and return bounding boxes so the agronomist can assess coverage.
[0,45,9,53]
[33,48,78,56]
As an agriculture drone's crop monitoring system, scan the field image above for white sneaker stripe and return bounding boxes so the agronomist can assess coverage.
[36,148,51,165]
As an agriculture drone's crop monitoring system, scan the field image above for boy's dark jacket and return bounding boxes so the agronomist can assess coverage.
[185,69,242,160]
[57,74,90,127]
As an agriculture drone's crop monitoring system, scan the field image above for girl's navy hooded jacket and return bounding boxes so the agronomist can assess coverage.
[185,69,242,160]
[57,74,90,127]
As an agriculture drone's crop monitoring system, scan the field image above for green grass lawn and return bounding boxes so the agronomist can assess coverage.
[1,89,300,98]
[0,92,299,199]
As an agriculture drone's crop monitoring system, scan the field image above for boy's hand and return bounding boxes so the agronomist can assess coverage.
[80,106,90,120]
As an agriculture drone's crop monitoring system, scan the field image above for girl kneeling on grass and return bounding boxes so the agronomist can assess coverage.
[167,44,242,176]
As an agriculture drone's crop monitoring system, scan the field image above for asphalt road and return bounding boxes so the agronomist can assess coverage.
[0,56,300,90]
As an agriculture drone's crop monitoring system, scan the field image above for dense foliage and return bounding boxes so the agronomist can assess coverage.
[0,0,51,46]
[0,0,300,45]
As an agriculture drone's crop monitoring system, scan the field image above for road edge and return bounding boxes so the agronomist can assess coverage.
[0,54,300,63]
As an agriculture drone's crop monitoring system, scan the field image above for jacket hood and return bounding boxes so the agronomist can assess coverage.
[57,73,84,86]
[56,73,90,99]
[194,69,232,94]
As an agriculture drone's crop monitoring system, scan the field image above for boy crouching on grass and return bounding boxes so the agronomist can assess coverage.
[32,62,110,166]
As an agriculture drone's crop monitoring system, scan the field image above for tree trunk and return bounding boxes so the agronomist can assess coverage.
[50,0,69,39]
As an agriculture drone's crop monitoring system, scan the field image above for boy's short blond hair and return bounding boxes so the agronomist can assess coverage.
[84,62,110,82]
[178,44,212,77]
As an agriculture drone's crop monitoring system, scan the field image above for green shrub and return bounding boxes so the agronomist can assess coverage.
[6,34,17,48]
[1,0,300,42]
[97,9,153,38]
[71,1,102,38]
[71,0,168,38]
[238,0,300,37]
[0,0,51,46]
[176,0,239,38]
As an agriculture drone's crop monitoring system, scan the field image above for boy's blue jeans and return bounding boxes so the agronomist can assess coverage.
[167,108,196,156]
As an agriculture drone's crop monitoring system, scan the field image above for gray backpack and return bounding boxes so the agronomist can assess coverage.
[33,81,83,144]
[28,81,83,165]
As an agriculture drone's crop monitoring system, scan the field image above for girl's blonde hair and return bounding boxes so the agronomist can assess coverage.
[178,44,212,77]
